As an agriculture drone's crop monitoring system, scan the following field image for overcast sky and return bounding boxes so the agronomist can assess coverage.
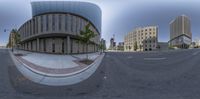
[1,0,200,47]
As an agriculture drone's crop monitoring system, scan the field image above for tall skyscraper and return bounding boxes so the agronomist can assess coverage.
[169,15,192,48]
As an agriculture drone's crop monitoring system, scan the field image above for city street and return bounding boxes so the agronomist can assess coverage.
[1,48,200,99]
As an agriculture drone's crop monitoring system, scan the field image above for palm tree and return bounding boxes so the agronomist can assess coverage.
[79,23,97,60]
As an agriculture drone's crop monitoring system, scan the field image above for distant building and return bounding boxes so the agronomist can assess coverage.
[169,15,192,49]
[124,26,158,51]
[117,42,124,51]
[109,37,116,50]
[7,31,16,48]
[100,38,106,50]
[157,42,169,51]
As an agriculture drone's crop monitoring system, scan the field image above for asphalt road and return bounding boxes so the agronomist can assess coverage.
[1,48,200,99]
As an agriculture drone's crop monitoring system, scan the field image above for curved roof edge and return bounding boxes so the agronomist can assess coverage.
[31,1,102,33]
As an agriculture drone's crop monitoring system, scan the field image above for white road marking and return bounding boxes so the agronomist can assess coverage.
[127,56,132,59]
[144,57,166,61]
[104,76,107,80]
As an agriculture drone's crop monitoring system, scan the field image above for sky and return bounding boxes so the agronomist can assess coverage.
[1,0,200,48]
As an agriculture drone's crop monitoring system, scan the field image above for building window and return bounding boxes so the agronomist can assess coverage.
[30,21,32,36]
[43,39,46,52]
[46,15,49,31]
[33,19,35,34]
[62,39,64,53]
[36,17,38,34]
[65,15,68,31]
[52,38,55,53]
[71,16,74,32]
[52,15,55,31]
[30,41,33,50]
[59,15,62,30]
[41,16,43,32]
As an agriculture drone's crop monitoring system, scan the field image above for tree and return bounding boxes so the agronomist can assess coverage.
[79,23,96,60]
[6,29,20,48]
[13,29,21,49]
[134,41,138,51]
[99,42,106,53]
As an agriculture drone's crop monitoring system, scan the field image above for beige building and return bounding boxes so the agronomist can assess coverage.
[124,26,158,51]
[18,1,101,54]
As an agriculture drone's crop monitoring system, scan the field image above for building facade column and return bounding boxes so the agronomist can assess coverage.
[37,38,40,51]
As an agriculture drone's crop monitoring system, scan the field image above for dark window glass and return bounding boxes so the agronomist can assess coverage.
[59,15,62,30]
[62,39,64,53]
[33,19,35,34]
[52,15,55,31]
[41,16,43,32]
[36,17,38,34]
[46,15,48,31]
[44,39,46,52]
[52,38,55,53]
[65,15,68,31]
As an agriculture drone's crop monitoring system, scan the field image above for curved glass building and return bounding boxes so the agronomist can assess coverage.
[18,1,101,54]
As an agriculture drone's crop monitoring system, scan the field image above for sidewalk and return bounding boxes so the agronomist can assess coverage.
[10,50,104,86]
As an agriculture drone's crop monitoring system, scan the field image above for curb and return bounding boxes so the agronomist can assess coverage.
[9,51,105,86]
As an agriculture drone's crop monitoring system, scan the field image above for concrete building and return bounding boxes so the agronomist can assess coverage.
[117,42,124,51]
[109,37,116,50]
[18,1,101,54]
[124,26,158,51]
[10,32,15,47]
[7,31,16,48]
[157,42,169,51]
[169,15,192,49]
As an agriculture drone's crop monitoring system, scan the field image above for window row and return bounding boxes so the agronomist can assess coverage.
[18,14,97,39]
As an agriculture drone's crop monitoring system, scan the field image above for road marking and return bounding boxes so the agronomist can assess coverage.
[104,76,107,80]
[192,51,200,56]
[127,56,132,59]
[144,57,166,61]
